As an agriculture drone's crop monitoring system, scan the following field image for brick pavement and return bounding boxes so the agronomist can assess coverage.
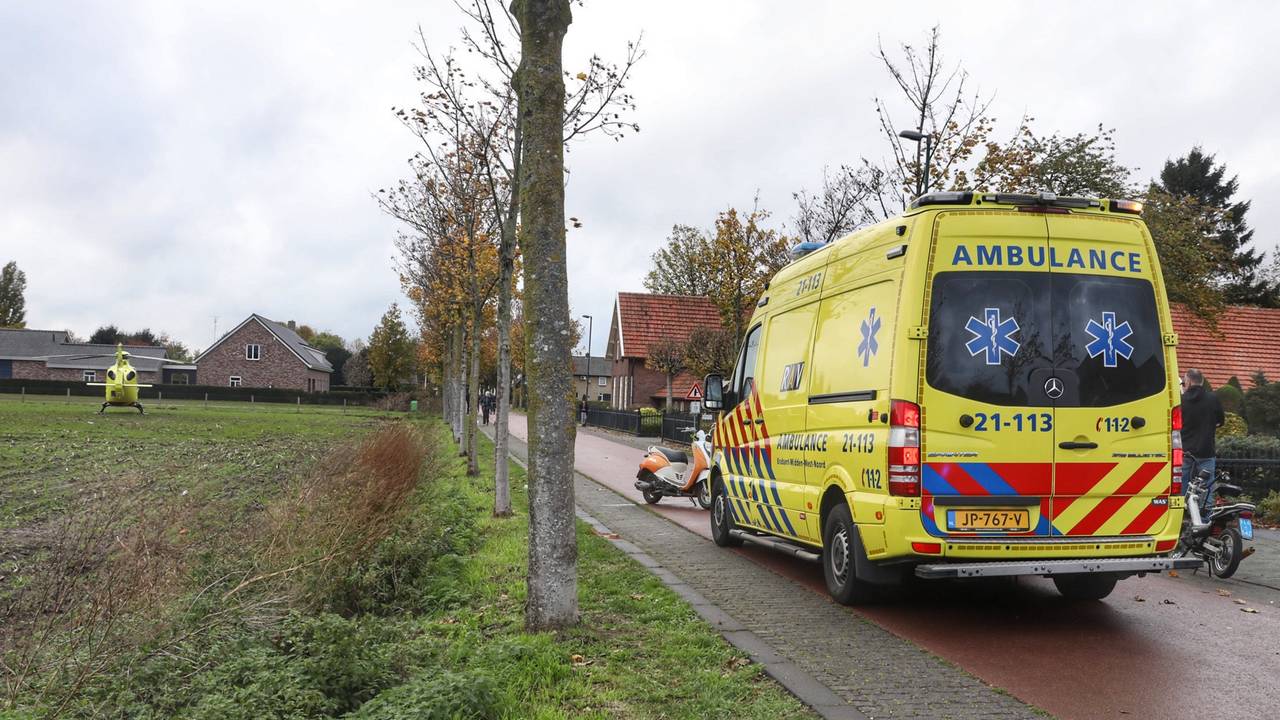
[489,422,1045,720]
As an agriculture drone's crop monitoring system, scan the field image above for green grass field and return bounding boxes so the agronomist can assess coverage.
[0,393,395,532]
[0,396,815,719]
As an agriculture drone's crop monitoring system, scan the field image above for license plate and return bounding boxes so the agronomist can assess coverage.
[1240,518,1254,540]
[947,509,1030,531]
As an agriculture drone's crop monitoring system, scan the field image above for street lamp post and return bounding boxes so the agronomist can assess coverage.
[581,314,593,400]
[898,129,933,199]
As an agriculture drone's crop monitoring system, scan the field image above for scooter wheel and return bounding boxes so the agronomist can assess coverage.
[696,480,712,510]
[1210,526,1243,578]
[642,488,663,505]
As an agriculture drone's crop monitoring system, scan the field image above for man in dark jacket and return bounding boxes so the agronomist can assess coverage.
[1181,368,1225,512]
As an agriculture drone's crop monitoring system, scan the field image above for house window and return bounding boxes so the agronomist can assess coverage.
[171,373,190,385]
[246,344,261,360]
[230,376,242,387]
[307,377,317,392]
[597,376,607,386]
[82,370,96,382]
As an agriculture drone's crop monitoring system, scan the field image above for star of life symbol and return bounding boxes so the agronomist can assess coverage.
[1085,311,1135,368]
[965,308,1021,365]
[858,306,881,367]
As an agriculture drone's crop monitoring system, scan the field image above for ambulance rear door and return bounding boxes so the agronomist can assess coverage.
[1043,214,1174,538]
[918,212,1056,539]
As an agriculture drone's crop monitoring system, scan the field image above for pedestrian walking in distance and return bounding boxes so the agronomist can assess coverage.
[481,393,492,425]
[1181,368,1225,510]
[579,395,589,426]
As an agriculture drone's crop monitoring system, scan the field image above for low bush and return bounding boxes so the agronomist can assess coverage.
[347,671,502,720]
[1216,384,1244,415]
[1256,491,1280,525]
[1244,382,1280,435]
[1218,412,1248,440]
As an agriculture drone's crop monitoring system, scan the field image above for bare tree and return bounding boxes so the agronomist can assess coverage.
[790,165,880,245]
[513,0,577,631]
[408,0,641,514]
[861,26,995,219]
[645,337,685,412]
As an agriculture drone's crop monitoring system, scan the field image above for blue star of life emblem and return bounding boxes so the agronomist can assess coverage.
[1084,311,1135,368]
[965,308,1021,365]
[858,306,881,367]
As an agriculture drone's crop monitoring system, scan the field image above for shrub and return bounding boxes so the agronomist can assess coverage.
[1244,382,1280,436]
[375,392,412,412]
[1257,491,1280,525]
[1217,412,1248,440]
[1216,384,1244,415]
[346,671,503,720]
[639,406,662,417]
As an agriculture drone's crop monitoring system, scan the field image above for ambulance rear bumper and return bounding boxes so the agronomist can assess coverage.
[914,556,1202,580]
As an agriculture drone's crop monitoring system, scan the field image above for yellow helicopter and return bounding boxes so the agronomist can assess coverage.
[86,344,153,413]
[35,342,160,413]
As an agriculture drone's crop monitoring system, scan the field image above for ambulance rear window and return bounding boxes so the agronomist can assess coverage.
[926,272,1053,406]
[926,271,1166,407]
[1052,274,1165,406]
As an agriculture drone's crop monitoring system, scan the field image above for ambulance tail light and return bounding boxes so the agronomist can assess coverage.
[889,400,921,497]
[1171,405,1183,495]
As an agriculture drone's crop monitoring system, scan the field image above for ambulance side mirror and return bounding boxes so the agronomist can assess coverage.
[703,374,726,411]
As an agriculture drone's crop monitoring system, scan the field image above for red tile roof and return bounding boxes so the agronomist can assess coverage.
[615,292,723,359]
[652,371,703,400]
[1170,304,1280,387]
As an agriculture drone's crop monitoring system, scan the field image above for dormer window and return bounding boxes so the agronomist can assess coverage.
[246,344,261,360]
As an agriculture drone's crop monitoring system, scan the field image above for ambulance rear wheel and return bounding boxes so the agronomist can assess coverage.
[710,477,742,547]
[1052,574,1118,601]
[822,504,876,606]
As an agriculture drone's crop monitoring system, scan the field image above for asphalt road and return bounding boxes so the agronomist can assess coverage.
[504,414,1280,720]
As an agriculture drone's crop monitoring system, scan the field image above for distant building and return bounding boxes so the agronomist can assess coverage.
[1171,304,1280,387]
[194,314,332,391]
[572,354,611,403]
[605,292,722,412]
[0,328,194,384]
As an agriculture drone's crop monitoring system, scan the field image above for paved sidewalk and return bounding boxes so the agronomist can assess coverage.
[488,423,1042,719]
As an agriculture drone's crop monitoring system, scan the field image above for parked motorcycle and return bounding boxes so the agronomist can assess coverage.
[1173,458,1256,578]
[635,429,713,509]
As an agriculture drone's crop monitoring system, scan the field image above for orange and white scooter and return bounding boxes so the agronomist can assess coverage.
[635,429,713,509]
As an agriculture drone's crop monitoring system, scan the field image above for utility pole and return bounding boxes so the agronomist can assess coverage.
[581,314,593,395]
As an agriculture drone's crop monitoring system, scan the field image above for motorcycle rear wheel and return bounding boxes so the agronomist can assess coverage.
[642,488,663,505]
[1210,526,1243,578]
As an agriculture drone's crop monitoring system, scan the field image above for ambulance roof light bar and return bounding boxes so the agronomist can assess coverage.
[980,192,1100,209]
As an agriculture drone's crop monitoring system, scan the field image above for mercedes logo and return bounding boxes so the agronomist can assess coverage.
[1044,377,1065,399]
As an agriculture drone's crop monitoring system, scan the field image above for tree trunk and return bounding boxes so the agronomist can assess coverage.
[450,320,464,445]
[493,124,523,518]
[513,0,577,631]
[665,374,672,412]
[454,318,467,451]
[467,297,482,476]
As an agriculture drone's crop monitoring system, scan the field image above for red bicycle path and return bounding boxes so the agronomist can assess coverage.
[502,413,1280,719]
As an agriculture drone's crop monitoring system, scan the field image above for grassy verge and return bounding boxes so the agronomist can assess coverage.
[1,402,813,718]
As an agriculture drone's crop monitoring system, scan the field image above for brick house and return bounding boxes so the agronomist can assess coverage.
[0,328,194,383]
[194,314,332,391]
[572,355,611,403]
[604,292,722,411]
[1170,304,1280,387]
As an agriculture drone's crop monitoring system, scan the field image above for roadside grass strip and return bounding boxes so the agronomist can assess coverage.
[0,403,814,719]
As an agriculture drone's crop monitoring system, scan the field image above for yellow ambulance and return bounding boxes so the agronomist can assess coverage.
[702,191,1201,603]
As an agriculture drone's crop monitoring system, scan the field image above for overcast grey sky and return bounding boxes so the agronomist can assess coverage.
[3,1,1277,355]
